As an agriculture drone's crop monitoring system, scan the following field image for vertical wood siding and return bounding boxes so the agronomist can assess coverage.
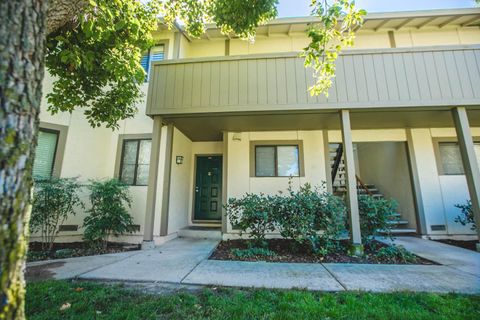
[147,46,480,115]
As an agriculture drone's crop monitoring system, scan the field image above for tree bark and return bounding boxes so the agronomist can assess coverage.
[0,1,48,319]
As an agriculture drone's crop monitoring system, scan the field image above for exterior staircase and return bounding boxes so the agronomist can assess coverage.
[329,143,416,235]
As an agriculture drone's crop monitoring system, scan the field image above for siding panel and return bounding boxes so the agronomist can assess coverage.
[147,47,480,115]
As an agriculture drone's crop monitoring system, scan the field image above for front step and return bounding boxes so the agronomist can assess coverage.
[178,226,222,240]
[379,228,417,235]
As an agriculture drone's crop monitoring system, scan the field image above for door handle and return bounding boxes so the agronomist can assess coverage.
[195,186,199,192]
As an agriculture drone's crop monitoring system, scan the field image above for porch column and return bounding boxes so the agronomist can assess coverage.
[340,110,363,255]
[222,131,229,233]
[143,116,164,247]
[452,107,480,251]
[159,124,174,237]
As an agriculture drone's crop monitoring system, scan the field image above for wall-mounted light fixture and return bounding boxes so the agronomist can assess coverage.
[232,132,242,141]
[176,155,184,165]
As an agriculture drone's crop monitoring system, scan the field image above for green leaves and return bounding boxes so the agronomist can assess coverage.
[302,0,366,96]
[161,0,278,40]
[46,0,160,129]
[83,179,135,249]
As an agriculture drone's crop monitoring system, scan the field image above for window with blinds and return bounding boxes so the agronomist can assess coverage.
[255,145,300,177]
[140,44,165,82]
[438,142,480,175]
[32,129,59,178]
[119,139,152,185]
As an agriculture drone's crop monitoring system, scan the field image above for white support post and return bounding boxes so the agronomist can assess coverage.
[452,107,480,251]
[340,110,363,255]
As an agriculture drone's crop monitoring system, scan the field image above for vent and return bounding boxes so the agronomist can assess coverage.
[430,224,446,231]
[59,225,78,232]
[132,224,141,232]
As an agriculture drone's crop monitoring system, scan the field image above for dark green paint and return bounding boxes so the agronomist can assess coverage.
[194,156,222,221]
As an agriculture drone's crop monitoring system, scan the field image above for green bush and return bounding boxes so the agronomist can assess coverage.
[455,200,476,230]
[275,182,346,254]
[375,245,418,264]
[83,179,136,249]
[225,181,346,254]
[30,177,84,251]
[358,195,398,243]
[224,193,277,247]
[231,247,276,259]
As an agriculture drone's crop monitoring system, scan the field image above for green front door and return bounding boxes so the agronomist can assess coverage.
[194,156,222,221]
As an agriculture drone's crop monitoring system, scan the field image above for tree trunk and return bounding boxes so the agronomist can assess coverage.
[0,1,48,318]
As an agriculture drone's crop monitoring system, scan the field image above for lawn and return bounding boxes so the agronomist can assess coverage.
[26,280,480,320]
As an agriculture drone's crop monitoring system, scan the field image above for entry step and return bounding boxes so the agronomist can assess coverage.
[178,226,222,240]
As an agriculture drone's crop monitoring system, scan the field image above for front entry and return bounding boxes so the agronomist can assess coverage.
[194,156,222,222]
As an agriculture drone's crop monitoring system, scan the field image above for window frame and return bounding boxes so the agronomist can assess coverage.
[34,122,68,178]
[433,137,480,176]
[115,134,152,186]
[141,40,169,82]
[34,128,60,178]
[250,140,304,177]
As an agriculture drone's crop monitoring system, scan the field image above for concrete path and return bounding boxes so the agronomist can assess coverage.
[379,236,480,277]
[79,238,218,282]
[27,236,480,294]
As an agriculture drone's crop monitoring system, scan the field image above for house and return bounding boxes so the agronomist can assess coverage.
[32,8,480,249]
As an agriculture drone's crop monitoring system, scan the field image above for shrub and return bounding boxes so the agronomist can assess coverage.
[231,247,276,259]
[225,193,277,247]
[276,182,346,254]
[30,177,84,251]
[358,195,398,243]
[83,179,136,249]
[375,245,418,264]
[455,200,476,230]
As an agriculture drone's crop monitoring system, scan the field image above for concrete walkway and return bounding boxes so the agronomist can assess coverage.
[26,236,480,294]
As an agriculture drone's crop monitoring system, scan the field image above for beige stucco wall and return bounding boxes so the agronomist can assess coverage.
[356,142,417,231]
[176,26,480,59]
[225,130,327,233]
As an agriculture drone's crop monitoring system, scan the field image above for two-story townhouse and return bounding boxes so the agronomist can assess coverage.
[32,8,480,249]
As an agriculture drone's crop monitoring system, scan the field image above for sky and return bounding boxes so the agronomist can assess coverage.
[277,0,477,17]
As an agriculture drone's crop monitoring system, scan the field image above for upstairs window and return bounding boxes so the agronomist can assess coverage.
[255,145,300,177]
[119,139,152,186]
[140,44,165,81]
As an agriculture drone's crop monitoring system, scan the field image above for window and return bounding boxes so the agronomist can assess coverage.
[119,139,152,185]
[33,129,59,178]
[140,44,165,81]
[255,145,300,177]
[438,142,480,175]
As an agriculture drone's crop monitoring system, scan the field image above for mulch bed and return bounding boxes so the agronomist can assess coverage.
[28,241,140,262]
[434,239,478,252]
[210,239,435,265]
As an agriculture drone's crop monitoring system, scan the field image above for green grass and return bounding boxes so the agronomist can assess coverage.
[27,280,480,320]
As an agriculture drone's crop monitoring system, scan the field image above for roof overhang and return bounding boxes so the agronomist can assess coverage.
[186,8,480,41]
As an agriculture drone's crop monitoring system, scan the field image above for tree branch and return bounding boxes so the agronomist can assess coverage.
[47,0,87,35]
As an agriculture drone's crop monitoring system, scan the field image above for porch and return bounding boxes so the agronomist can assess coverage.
[142,45,480,249]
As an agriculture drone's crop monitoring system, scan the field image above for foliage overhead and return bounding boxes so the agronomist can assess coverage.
[45,0,365,130]
[303,0,366,96]
[162,0,278,40]
[46,0,161,129]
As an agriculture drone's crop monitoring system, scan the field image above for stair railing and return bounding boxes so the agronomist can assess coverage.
[331,144,343,184]
[356,175,373,196]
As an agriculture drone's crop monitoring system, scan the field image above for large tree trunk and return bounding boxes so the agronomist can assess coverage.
[0,1,48,319]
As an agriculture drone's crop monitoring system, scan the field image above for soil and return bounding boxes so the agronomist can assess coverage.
[210,239,435,265]
[434,239,478,252]
[28,241,140,262]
